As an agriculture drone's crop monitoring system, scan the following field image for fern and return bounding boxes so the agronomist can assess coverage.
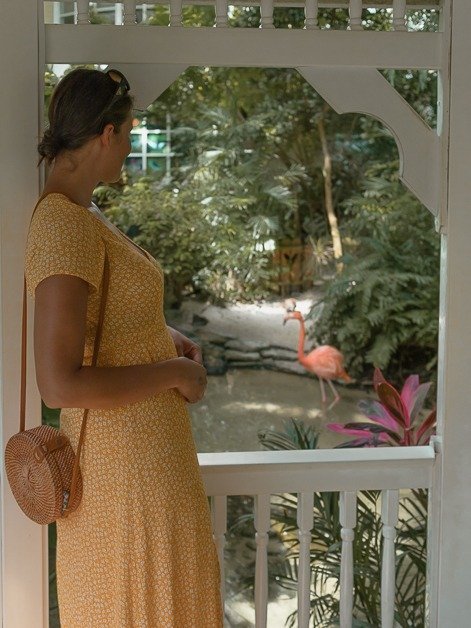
[311,175,439,382]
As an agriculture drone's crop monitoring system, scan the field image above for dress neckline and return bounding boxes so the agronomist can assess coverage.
[42,192,152,263]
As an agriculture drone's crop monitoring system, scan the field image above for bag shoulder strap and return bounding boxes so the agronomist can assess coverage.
[20,193,110,515]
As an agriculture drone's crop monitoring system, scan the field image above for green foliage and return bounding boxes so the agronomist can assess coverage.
[42,401,60,429]
[101,170,288,306]
[310,169,439,381]
[255,419,428,627]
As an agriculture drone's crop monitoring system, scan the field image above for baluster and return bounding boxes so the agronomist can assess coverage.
[123,0,137,24]
[304,0,319,30]
[215,0,228,28]
[339,491,357,628]
[211,496,227,610]
[115,2,123,26]
[297,492,314,628]
[381,490,399,628]
[76,0,90,24]
[53,2,62,24]
[254,494,270,628]
[393,0,407,31]
[170,0,183,27]
[260,0,274,29]
[348,0,363,31]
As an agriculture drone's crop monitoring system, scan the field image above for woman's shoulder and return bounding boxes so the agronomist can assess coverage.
[30,192,101,235]
[33,192,93,220]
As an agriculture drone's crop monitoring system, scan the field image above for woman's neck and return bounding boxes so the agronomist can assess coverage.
[42,160,99,209]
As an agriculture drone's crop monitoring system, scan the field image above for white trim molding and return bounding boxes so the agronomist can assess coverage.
[298,66,440,217]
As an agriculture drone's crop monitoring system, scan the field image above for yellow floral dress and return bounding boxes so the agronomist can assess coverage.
[24,193,223,627]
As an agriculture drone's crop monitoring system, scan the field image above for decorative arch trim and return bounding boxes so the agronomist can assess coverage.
[298,66,440,218]
[105,63,189,110]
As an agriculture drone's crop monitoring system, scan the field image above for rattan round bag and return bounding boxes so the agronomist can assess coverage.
[5,424,83,525]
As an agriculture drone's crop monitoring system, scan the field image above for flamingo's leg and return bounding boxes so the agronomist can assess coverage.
[319,378,327,404]
[327,379,340,401]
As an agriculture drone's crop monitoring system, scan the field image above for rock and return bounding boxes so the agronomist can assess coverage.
[225,339,268,352]
[203,353,228,376]
[202,343,227,375]
[225,350,262,362]
[195,328,232,346]
[260,347,297,361]
[192,313,209,328]
[227,361,263,369]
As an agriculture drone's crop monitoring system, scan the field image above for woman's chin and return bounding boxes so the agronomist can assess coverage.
[102,172,123,185]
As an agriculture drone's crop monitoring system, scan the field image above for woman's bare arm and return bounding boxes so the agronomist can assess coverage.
[33,274,190,409]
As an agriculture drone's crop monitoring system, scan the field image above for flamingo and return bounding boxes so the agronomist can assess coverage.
[282,298,352,404]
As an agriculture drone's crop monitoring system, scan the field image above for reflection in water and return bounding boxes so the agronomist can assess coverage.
[190,369,371,453]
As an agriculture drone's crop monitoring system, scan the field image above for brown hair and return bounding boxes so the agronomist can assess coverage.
[38,68,133,166]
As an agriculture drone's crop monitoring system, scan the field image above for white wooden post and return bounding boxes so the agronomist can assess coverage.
[0,1,46,626]
[348,0,363,31]
[433,1,471,625]
[297,492,314,628]
[123,0,137,25]
[254,494,270,628]
[76,0,90,24]
[339,491,357,628]
[260,0,274,29]
[381,490,399,628]
[392,0,407,32]
[215,0,228,28]
[304,0,319,30]
[211,495,227,611]
[170,0,183,27]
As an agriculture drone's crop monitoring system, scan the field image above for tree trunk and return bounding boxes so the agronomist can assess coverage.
[317,107,343,264]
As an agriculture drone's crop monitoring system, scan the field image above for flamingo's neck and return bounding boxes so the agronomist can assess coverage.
[296,317,307,363]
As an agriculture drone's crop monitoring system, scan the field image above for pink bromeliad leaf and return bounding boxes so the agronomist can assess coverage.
[335,437,379,448]
[327,423,370,438]
[342,422,401,444]
[373,367,387,391]
[376,382,409,428]
[400,375,420,416]
[358,399,399,430]
[415,409,437,445]
[410,382,432,424]
[334,432,390,448]
[400,376,432,426]
[327,423,395,443]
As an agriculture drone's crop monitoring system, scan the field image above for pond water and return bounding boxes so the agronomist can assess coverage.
[190,368,372,453]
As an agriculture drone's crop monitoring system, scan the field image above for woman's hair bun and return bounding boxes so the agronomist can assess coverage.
[37,128,64,163]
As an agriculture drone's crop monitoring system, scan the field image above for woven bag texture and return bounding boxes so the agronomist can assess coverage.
[5,424,82,525]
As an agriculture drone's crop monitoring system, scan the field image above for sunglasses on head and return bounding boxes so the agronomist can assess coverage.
[106,69,130,97]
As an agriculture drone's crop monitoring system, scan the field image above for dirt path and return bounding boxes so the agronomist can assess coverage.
[175,291,321,350]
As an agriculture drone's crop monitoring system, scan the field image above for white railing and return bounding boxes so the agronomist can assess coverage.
[199,446,435,628]
[44,1,440,31]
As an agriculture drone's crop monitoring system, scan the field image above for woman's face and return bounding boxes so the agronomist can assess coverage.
[103,112,133,183]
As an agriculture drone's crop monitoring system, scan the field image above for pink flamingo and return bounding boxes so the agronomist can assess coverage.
[283,299,352,404]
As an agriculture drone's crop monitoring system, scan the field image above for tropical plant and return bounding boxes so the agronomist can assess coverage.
[328,367,436,447]
[310,170,440,381]
[249,415,429,627]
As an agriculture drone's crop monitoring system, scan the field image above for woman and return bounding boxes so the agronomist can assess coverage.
[25,68,223,627]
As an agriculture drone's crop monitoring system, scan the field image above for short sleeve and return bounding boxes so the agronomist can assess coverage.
[25,196,106,299]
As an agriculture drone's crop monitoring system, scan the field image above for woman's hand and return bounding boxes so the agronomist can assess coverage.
[167,326,203,365]
[174,357,207,404]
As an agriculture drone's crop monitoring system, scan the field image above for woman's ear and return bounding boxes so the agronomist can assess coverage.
[100,123,116,148]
